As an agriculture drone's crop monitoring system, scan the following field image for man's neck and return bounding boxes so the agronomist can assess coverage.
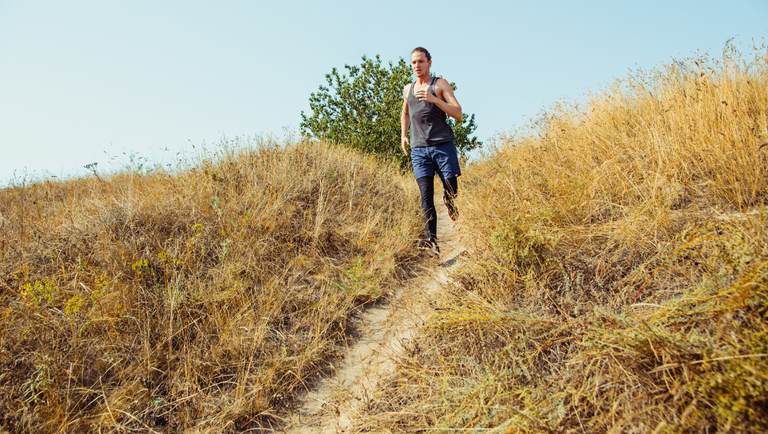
[415,72,432,85]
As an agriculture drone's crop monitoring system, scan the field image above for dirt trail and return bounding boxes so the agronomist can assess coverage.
[285,200,465,433]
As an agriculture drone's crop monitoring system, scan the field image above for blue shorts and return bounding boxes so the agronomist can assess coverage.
[411,141,462,180]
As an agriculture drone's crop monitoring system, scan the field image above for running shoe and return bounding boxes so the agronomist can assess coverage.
[443,192,458,221]
[417,238,440,257]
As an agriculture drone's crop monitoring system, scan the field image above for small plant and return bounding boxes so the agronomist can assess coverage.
[131,259,155,287]
[22,363,49,404]
[131,259,152,277]
[64,294,84,316]
[75,257,88,270]
[11,265,29,281]
[357,234,379,247]
[19,278,57,307]
[490,222,547,272]
[336,256,377,299]
[91,274,110,301]
[190,223,204,236]
[219,238,231,261]
[157,251,183,267]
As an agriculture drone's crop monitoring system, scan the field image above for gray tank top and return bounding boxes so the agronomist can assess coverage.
[407,76,455,147]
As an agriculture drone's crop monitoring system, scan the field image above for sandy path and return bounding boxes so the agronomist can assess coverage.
[285,198,465,433]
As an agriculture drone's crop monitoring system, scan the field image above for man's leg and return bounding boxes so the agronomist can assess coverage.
[441,175,458,198]
[416,176,437,241]
[440,175,459,221]
[434,141,461,221]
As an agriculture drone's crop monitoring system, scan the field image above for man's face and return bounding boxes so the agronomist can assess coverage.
[410,52,431,78]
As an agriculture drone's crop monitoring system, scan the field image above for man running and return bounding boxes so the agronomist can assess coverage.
[400,47,462,256]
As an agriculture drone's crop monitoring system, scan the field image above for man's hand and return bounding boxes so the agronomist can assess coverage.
[415,78,463,121]
[414,89,437,104]
[401,136,410,156]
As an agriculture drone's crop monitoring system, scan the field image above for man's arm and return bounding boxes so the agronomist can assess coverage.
[400,84,411,155]
[414,78,463,121]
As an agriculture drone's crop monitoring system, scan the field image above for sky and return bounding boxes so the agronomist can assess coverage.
[1,0,766,185]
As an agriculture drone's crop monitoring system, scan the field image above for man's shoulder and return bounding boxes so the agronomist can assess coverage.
[402,82,413,97]
[434,77,451,87]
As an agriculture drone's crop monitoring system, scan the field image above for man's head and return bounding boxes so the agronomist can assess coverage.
[410,47,432,78]
[411,47,431,61]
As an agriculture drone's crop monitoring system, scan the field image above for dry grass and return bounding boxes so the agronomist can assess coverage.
[4,41,768,434]
[0,137,421,432]
[357,43,768,432]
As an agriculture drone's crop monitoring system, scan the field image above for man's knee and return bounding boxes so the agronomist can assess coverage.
[443,176,458,197]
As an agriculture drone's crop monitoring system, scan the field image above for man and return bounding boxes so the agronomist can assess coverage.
[400,47,462,256]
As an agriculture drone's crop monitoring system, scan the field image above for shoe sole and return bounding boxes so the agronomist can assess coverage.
[443,193,458,221]
[417,240,441,257]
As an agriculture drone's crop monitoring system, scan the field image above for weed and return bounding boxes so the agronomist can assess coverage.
[22,363,49,404]
[490,222,548,272]
[19,278,57,307]
[64,294,84,316]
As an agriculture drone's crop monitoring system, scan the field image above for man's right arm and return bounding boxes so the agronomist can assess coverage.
[400,85,410,156]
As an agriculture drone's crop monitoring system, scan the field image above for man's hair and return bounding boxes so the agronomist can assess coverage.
[411,47,431,61]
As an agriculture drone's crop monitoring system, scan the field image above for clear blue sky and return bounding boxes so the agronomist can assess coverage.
[1,0,766,184]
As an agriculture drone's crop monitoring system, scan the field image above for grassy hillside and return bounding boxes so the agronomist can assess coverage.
[0,139,421,432]
[360,45,768,432]
[4,43,767,434]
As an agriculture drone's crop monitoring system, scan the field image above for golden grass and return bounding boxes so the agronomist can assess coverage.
[357,43,768,432]
[0,138,421,432]
[4,41,768,434]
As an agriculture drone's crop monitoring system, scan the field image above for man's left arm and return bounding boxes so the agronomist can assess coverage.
[434,78,462,121]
